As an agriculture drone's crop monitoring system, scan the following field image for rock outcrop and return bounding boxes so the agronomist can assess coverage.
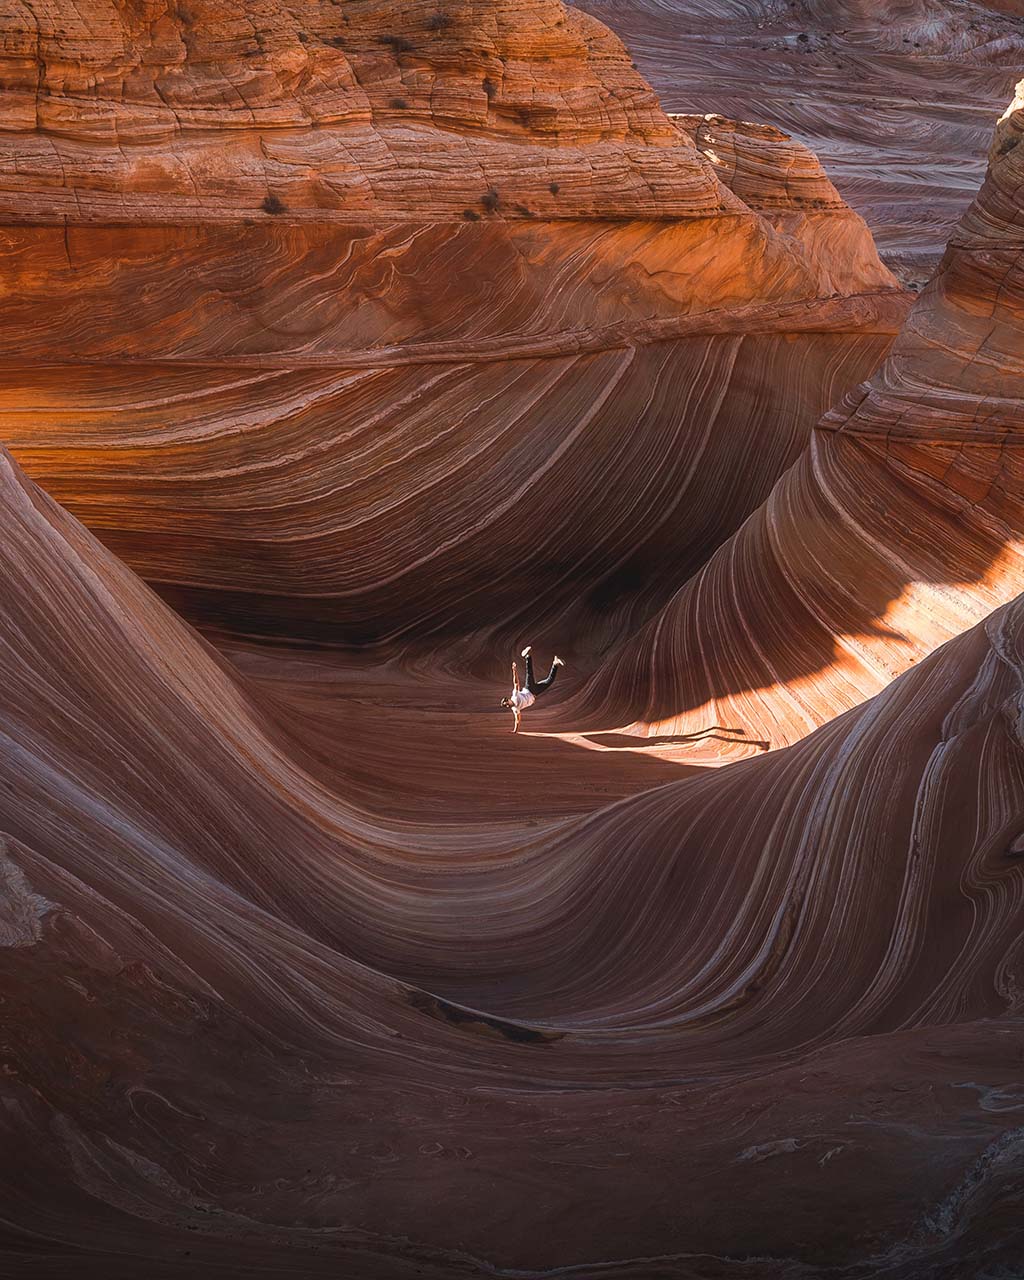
[578,0,1024,283]
[0,0,904,646]
[673,111,897,287]
[570,79,1024,758]
[2,440,1024,1275]
[0,0,733,222]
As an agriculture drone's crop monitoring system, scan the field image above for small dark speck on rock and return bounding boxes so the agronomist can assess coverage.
[379,34,414,53]
[262,194,286,215]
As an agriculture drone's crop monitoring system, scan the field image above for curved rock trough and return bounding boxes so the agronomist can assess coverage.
[1,1,1023,1276]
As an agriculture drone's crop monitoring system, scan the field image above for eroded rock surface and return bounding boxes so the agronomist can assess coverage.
[1,6,1021,1279]
[2,425,1024,1275]
[578,0,1024,283]
[0,0,902,645]
[572,79,1024,759]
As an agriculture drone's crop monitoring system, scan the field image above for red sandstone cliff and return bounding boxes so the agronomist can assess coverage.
[569,78,1024,758]
[0,0,904,647]
[2,10,1021,1279]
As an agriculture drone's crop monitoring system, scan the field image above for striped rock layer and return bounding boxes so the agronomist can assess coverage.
[571,81,1024,760]
[0,0,902,226]
[0,0,905,646]
[576,0,1024,283]
[2,7,1023,1279]
[2,433,1024,1275]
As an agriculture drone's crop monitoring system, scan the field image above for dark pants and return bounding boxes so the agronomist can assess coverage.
[524,654,559,697]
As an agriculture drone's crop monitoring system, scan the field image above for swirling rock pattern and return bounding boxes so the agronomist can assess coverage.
[1,310,898,649]
[2,431,1024,1275]
[0,0,718,222]
[577,0,1024,284]
[2,5,1023,1279]
[0,0,907,646]
[574,80,1024,759]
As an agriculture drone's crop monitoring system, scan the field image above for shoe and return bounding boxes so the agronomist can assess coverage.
[521,645,532,657]
[553,655,564,666]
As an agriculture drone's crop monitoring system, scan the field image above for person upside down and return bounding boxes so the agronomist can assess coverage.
[501,645,564,733]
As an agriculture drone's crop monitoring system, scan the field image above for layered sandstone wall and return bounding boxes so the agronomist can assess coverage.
[2,430,1024,1273]
[0,0,903,647]
[570,79,1024,756]
[0,0,740,221]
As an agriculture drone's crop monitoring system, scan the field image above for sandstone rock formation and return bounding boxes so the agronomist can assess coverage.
[2,4,1023,1278]
[570,77,1024,759]
[2,439,1024,1275]
[0,0,734,222]
[0,0,904,647]
[578,0,1024,283]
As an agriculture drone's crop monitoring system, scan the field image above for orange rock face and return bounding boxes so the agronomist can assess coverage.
[0,0,902,645]
[571,81,1024,757]
[2,3,1023,1278]
[0,0,809,222]
[576,0,1024,284]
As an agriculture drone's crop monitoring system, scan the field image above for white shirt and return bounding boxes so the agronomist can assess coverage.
[508,686,535,712]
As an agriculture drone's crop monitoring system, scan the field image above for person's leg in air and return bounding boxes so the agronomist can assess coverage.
[521,645,536,693]
[532,655,564,694]
[521,646,563,696]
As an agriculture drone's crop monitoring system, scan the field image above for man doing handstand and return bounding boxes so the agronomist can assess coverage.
[500,645,564,734]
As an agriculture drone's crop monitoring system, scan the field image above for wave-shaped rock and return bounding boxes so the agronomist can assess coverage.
[0,0,904,646]
[577,0,1024,283]
[572,78,1024,756]
[0,299,899,649]
[2,9,1021,1278]
[2,436,1024,1275]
